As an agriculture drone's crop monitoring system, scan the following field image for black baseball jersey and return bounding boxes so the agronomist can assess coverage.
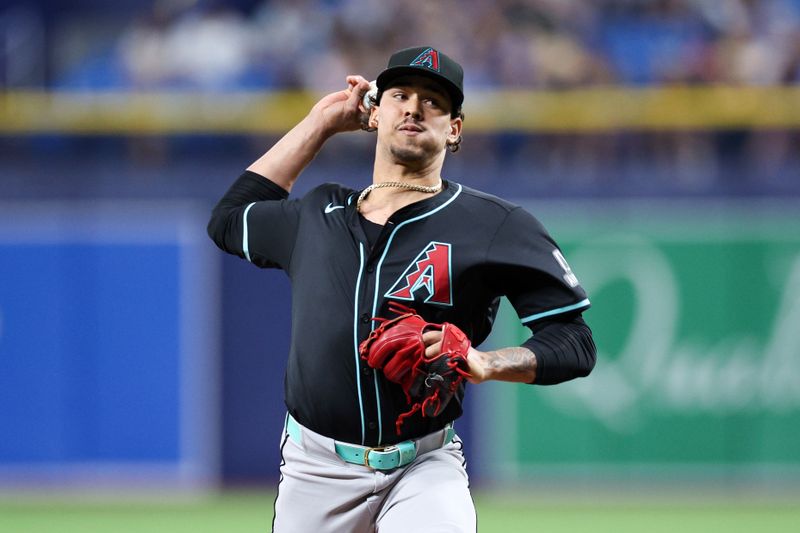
[209,171,591,446]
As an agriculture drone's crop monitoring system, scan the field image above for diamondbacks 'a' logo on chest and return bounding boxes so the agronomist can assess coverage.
[385,242,452,306]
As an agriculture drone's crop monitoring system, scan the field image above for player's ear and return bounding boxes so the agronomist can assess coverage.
[447,116,462,143]
[369,106,379,129]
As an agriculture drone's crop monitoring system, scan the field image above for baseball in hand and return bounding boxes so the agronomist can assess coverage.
[362,80,378,111]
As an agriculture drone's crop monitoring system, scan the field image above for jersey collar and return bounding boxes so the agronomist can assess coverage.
[345,180,458,229]
[379,179,458,223]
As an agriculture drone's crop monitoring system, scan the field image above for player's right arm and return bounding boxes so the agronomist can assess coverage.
[247,75,371,193]
[207,76,371,268]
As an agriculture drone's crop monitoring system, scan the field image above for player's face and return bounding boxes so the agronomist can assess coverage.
[373,76,462,164]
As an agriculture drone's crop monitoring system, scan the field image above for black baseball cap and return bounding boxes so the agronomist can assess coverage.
[376,46,464,110]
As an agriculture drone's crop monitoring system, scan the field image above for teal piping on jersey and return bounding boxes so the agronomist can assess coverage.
[243,202,256,262]
[520,298,591,324]
[370,183,463,444]
[372,359,383,443]
[352,242,368,445]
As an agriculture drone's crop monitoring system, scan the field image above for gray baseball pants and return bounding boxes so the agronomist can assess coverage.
[271,415,476,532]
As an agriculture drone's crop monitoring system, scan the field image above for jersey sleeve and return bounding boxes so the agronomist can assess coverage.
[207,170,300,270]
[522,314,596,384]
[485,207,590,325]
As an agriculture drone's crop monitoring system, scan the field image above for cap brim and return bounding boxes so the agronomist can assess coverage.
[376,66,463,110]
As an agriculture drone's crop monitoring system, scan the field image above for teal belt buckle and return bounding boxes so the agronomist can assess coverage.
[335,440,417,470]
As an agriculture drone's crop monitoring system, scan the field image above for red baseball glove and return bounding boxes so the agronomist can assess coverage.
[358,302,471,434]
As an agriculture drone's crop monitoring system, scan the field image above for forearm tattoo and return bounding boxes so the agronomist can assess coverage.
[484,347,537,383]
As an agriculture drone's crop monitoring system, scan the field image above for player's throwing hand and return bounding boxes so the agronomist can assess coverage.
[309,75,372,135]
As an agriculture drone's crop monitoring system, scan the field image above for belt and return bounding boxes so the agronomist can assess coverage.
[285,414,455,471]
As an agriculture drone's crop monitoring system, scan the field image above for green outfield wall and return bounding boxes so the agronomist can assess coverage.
[479,200,800,481]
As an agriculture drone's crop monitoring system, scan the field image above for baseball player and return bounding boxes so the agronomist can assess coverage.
[208,46,596,532]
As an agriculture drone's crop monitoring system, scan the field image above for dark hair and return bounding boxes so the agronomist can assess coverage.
[368,91,464,153]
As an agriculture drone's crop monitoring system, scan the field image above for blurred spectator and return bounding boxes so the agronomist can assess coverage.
[6,0,800,199]
[249,0,336,89]
[17,0,799,90]
[118,0,254,89]
[0,5,45,87]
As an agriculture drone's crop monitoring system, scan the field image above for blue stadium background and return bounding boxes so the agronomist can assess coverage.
[2,0,800,489]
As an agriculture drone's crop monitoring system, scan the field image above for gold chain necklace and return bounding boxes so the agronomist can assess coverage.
[356,180,443,212]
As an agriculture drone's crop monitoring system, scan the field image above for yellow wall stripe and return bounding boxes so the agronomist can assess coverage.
[2,86,800,134]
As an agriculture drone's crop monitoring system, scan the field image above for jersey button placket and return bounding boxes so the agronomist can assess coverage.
[358,252,381,444]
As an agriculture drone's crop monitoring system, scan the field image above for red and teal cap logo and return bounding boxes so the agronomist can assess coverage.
[376,46,464,109]
[409,47,441,72]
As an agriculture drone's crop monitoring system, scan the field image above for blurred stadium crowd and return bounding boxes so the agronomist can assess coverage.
[5,0,800,90]
[2,0,800,199]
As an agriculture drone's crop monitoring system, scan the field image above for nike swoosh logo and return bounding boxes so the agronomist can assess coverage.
[324,203,345,214]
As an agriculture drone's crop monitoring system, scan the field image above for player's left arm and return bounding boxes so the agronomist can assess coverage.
[423,313,595,384]
[462,345,537,384]
[457,205,597,385]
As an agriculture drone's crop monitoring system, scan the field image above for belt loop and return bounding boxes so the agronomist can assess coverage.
[442,422,455,446]
[286,413,303,447]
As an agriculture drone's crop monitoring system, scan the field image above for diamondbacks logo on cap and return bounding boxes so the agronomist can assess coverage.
[410,47,440,72]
